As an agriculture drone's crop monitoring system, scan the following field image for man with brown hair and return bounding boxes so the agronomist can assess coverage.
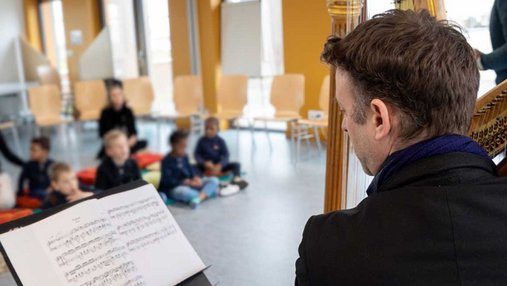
[295,10,507,285]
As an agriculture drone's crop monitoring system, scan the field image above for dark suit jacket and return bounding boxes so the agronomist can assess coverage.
[296,152,507,286]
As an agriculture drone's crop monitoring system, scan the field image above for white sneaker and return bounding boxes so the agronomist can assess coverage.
[219,185,240,197]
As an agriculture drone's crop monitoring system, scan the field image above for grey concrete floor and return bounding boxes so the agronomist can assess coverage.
[0,121,325,286]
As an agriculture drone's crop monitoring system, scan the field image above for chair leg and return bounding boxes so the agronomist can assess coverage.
[157,117,162,152]
[235,117,240,160]
[296,124,302,163]
[313,125,323,155]
[250,119,256,150]
[304,125,312,151]
[290,121,298,162]
[264,120,272,151]
[10,124,21,155]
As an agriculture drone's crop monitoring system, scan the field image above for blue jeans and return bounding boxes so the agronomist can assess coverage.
[169,177,219,203]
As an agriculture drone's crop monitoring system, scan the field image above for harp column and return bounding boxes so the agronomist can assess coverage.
[324,0,366,213]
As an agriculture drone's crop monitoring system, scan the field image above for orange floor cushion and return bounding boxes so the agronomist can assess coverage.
[15,195,42,209]
[0,209,33,225]
[132,153,163,169]
[77,167,97,186]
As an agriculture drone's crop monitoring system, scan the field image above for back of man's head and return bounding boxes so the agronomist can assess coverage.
[321,9,479,140]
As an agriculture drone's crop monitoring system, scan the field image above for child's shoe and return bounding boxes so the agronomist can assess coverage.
[219,184,240,197]
[189,197,201,209]
[231,178,249,190]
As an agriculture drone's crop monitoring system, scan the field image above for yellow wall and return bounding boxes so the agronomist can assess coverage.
[197,0,221,114]
[23,0,43,52]
[282,0,330,117]
[169,0,192,78]
[62,0,102,82]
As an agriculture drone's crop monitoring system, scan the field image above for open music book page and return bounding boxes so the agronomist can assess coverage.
[98,184,206,286]
[0,199,144,286]
[0,182,207,286]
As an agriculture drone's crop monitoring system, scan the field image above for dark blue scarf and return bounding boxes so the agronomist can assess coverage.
[366,135,491,195]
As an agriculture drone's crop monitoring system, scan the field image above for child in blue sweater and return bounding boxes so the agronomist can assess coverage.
[194,117,248,189]
[159,130,219,209]
[17,137,54,201]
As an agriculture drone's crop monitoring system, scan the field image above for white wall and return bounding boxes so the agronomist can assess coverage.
[79,27,114,80]
[0,0,24,83]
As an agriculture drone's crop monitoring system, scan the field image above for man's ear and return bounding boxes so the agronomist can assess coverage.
[370,99,392,140]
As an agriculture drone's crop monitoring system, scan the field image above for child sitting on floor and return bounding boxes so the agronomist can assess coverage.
[95,130,141,191]
[42,162,93,209]
[17,137,54,201]
[159,130,221,209]
[194,117,248,189]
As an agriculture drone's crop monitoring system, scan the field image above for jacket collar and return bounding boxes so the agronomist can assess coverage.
[376,152,499,193]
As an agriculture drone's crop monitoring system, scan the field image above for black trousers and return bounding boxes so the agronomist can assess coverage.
[196,162,241,177]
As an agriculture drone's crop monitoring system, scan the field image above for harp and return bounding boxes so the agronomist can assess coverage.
[469,79,507,176]
[324,0,506,213]
[324,0,369,212]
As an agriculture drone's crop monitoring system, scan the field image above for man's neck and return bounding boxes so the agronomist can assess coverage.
[389,132,430,156]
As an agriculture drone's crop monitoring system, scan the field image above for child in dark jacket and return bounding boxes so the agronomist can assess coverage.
[95,130,141,191]
[17,137,54,200]
[159,130,219,209]
[42,162,93,209]
[194,117,248,189]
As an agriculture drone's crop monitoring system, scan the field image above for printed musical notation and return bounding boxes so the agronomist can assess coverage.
[42,215,146,286]
[108,198,160,220]
[77,262,146,286]
[0,185,206,286]
[108,197,178,252]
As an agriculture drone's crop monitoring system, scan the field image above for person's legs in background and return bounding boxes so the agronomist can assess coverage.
[169,185,201,209]
[200,177,219,198]
[222,162,241,177]
[222,162,248,189]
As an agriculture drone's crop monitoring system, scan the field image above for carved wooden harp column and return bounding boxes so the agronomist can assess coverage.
[324,0,447,212]
[324,0,367,213]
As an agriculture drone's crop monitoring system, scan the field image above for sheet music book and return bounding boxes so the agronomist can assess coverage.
[0,181,212,286]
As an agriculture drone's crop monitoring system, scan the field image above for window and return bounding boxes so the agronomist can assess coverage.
[446,0,496,96]
[141,0,174,113]
[102,0,139,79]
[240,0,285,129]
[39,0,69,91]
[102,0,174,113]
[367,0,394,18]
